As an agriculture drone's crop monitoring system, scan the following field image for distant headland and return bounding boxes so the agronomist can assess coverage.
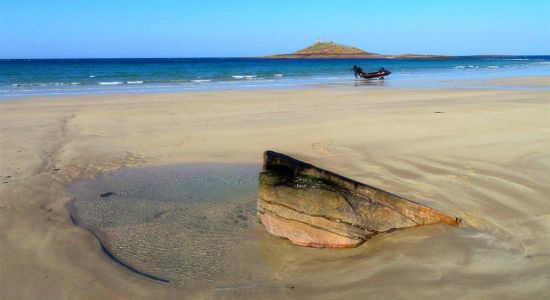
[267,39,448,59]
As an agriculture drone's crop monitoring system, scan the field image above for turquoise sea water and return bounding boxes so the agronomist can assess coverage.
[1,57,549,98]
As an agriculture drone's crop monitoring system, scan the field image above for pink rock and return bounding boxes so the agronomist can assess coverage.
[257,151,459,248]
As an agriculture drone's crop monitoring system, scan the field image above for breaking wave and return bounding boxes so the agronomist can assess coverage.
[98,81,123,85]
[232,75,257,79]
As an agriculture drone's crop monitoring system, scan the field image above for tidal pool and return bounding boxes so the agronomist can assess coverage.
[68,163,263,285]
[68,163,373,287]
[68,163,535,297]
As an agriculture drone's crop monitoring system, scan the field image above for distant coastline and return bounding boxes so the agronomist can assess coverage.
[266,53,449,59]
[265,54,546,59]
[264,40,531,59]
[264,40,447,59]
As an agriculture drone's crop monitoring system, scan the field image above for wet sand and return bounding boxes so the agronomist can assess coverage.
[1,82,549,299]
[488,76,550,87]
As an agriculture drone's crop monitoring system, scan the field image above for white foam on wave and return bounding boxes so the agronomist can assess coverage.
[89,75,96,78]
[232,75,257,79]
[127,81,144,84]
[11,82,77,87]
[191,79,212,83]
[274,74,284,77]
[455,65,504,69]
[98,81,123,85]
[455,65,486,69]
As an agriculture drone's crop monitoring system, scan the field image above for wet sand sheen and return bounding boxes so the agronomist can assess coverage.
[68,162,545,295]
[1,86,549,299]
[68,163,260,285]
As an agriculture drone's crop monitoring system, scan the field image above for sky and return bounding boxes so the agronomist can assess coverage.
[0,0,549,58]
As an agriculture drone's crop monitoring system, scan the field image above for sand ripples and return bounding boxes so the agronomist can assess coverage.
[69,164,259,284]
[68,156,549,296]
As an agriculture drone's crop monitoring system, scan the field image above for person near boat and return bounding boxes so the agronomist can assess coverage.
[351,65,365,78]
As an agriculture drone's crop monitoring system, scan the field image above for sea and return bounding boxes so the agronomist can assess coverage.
[1,56,549,98]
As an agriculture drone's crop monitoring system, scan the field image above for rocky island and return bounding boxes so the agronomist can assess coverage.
[267,39,448,59]
[257,151,460,248]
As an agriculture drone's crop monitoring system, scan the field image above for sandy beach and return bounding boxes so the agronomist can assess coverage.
[1,82,549,299]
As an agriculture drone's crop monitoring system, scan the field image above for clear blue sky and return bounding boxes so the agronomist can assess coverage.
[0,0,548,58]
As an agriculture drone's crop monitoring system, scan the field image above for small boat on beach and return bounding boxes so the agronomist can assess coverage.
[360,68,392,80]
[352,66,392,80]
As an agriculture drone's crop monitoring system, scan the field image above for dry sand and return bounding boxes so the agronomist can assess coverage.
[0,84,549,299]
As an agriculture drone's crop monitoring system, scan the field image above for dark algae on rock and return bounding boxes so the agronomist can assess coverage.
[257,151,460,248]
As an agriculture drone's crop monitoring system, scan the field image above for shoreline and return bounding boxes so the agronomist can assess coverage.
[1,74,550,102]
[1,79,549,299]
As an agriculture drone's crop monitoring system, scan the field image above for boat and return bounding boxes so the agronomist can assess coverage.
[359,68,391,80]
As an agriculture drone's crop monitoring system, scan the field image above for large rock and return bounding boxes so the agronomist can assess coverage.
[257,151,460,248]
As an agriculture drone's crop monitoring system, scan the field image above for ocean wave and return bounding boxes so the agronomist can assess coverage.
[89,75,96,78]
[127,81,144,84]
[11,82,81,87]
[232,75,257,79]
[454,65,501,69]
[191,79,212,83]
[98,81,123,85]
[274,74,284,77]
[12,83,47,87]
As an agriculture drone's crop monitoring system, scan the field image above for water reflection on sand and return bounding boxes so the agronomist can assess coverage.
[68,163,545,297]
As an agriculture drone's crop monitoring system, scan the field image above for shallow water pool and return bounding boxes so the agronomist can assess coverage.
[68,163,538,297]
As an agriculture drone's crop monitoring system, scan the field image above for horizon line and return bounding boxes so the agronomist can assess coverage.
[2,54,550,60]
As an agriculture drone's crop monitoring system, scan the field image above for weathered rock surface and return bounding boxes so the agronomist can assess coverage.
[257,151,460,248]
